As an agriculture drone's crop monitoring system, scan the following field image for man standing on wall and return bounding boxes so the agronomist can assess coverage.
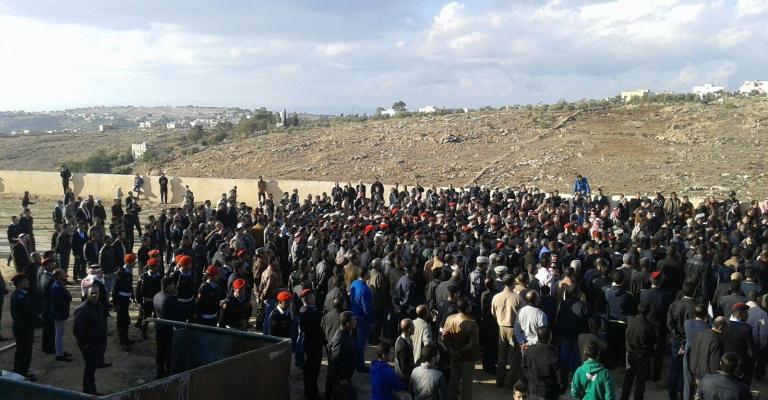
[158,172,169,205]
[60,165,71,196]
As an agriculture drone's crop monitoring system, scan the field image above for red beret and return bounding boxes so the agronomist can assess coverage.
[206,265,219,276]
[148,249,161,257]
[564,223,571,230]
[236,249,247,257]
[300,288,313,298]
[512,228,522,235]
[463,226,472,233]
[379,222,389,230]
[390,207,399,215]
[146,258,158,267]
[41,257,54,266]
[277,291,292,302]
[496,242,504,250]
[364,225,375,235]
[420,212,429,217]
[232,278,246,290]
[731,302,748,312]
[651,271,662,280]
[448,202,456,207]
[124,254,137,263]
[178,255,193,266]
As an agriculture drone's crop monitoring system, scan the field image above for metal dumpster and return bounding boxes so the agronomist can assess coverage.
[0,319,292,400]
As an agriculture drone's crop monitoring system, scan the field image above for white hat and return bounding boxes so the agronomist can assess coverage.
[494,265,508,276]
[476,256,490,265]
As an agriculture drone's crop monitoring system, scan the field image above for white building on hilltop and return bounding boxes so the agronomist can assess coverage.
[692,84,725,98]
[379,108,397,117]
[131,142,148,159]
[739,81,767,95]
[620,89,651,102]
[418,105,437,114]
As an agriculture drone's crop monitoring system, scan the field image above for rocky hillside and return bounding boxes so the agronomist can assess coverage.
[1,98,767,199]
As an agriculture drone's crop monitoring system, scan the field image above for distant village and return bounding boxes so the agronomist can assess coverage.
[2,80,766,136]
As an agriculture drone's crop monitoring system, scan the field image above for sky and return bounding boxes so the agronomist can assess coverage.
[0,0,766,114]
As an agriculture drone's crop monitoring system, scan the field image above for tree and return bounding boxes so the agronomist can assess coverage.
[291,113,299,127]
[392,100,407,112]
[375,107,385,116]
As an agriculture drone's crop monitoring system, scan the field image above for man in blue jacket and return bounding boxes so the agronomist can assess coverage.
[372,342,406,400]
[349,267,373,372]
[573,174,591,196]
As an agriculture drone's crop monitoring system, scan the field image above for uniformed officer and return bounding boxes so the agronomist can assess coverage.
[196,266,224,326]
[147,249,164,276]
[113,254,136,349]
[268,291,293,338]
[219,278,252,330]
[74,284,107,395]
[170,255,197,322]
[11,273,39,381]
[135,258,162,339]
[38,257,57,355]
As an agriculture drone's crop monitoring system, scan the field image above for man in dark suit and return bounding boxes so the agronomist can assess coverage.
[327,311,358,400]
[522,326,564,400]
[74,284,108,394]
[11,274,39,381]
[395,318,415,384]
[698,353,752,400]
[723,303,755,384]
[298,289,325,400]
[690,317,727,386]
[621,301,657,400]
[154,276,183,378]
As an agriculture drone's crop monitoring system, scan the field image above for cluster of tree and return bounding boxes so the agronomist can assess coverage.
[68,150,134,174]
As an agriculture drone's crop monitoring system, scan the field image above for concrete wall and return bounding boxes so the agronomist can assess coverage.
[0,170,396,206]
[0,169,723,209]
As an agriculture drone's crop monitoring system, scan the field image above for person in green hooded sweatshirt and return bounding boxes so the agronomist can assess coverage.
[571,342,616,400]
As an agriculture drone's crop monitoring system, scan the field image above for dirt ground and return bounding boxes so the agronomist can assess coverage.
[1,196,767,399]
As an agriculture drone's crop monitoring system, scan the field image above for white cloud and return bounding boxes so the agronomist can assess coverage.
[0,1,766,112]
[315,42,358,57]
[736,0,768,17]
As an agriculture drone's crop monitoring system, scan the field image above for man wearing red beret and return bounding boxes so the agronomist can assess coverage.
[196,266,224,327]
[268,291,293,338]
[170,255,197,322]
[135,258,162,339]
[219,278,252,330]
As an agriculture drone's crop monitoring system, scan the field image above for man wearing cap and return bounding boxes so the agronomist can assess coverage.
[640,271,671,383]
[219,278,251,330]
[269,291,293,338]
[298,289,324,400]
[723,303,755,384]
[196,266,224,327]
[170,255,197,322]
[11,274,39,380]
[114,254,136,350]
[349,267,373,372]
[135,258,161,338]
[469,256,489,320]
[38,256,57,355]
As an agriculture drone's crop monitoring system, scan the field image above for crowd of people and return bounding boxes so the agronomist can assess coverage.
[3,169,768,400]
